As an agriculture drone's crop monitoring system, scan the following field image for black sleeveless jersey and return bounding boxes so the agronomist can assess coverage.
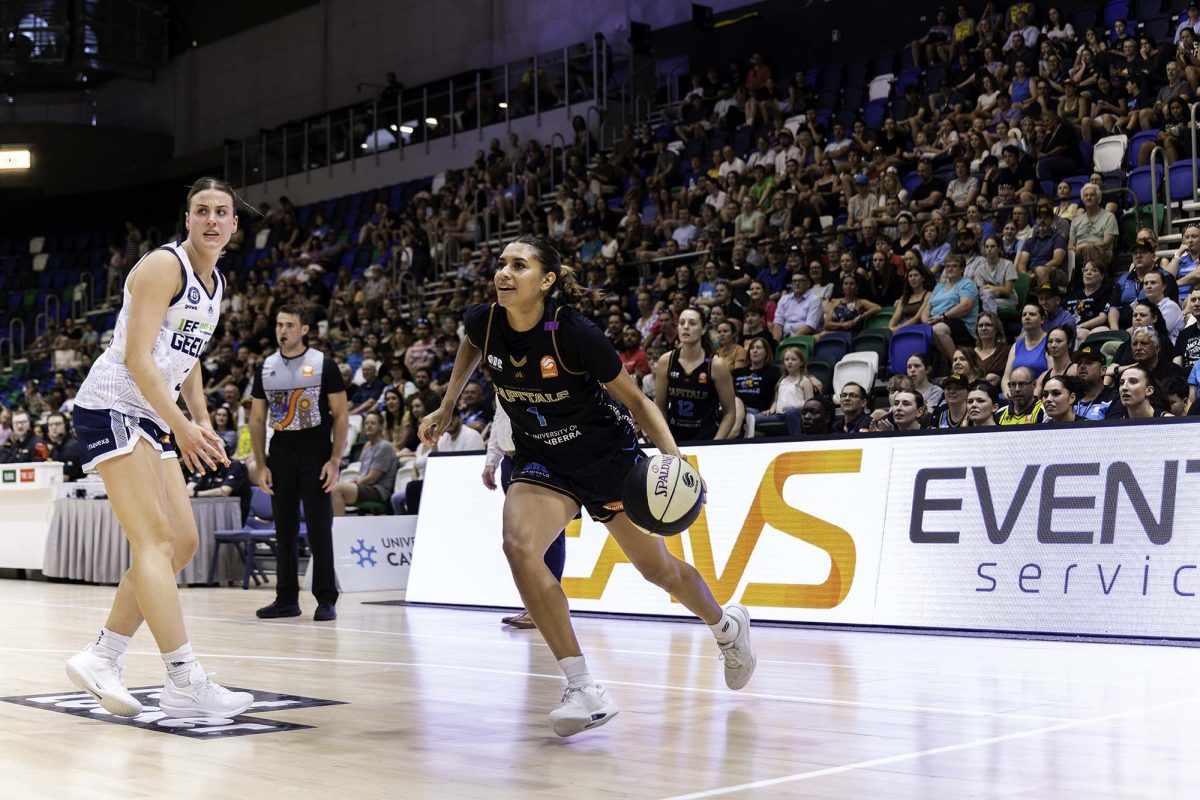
[664,349,721,442]
[464,301,635,475]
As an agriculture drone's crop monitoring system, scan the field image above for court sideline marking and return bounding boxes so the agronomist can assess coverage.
[658,696,1200,799]
[0,646,1117,723]
[5,595,1193,691]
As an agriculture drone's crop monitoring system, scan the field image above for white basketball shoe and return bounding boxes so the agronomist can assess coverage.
[549,684,619,737]
[66,644,143,718]
[718,603,757,690]
[158,663,254,719]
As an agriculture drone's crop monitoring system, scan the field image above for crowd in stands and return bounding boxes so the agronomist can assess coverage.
[2,0,1199,514]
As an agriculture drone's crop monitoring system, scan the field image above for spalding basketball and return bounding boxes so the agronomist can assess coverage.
[622,454,706,537]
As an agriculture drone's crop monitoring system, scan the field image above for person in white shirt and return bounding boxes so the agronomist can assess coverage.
[1003,14,1038,52]
[717,145,745,178]
[771,271,824,339]
[773,129,801,176]
[397,405,483,515]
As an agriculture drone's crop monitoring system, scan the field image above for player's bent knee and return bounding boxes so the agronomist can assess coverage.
[172,528,199,570]
[501,529,544,566]
[633,556,677,590]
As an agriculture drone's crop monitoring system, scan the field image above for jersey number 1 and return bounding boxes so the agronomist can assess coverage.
[526,406,548,428]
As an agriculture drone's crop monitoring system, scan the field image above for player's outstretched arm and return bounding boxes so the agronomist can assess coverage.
[605,369,681,458]
[419,336,481,446]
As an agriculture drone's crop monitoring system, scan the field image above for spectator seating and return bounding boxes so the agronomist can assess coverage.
[888,326,934,376]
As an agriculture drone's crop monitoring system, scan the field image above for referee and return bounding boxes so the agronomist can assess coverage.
[250,304,348,622]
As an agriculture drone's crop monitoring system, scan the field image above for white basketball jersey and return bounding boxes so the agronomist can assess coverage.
[76,241,224,429]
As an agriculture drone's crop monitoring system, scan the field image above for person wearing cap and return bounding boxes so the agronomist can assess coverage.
[404,315,438,375]
[1016,204,1068,287]
[1068,183,1117,269]
[934,373,971,428]
[1070,344,1116,420]
[844,173,878,232]
[1036,282,1076,333]
[1107,239,1180,330]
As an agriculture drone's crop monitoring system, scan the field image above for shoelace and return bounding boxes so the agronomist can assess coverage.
[719,641,746,669]
[560,686,584,704]
[191,672,235,699]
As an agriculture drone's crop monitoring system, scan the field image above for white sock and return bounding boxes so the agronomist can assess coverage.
[162,643,198,687]
[710,612,738,644]
[93,628,131,661]
[558,655,596,689]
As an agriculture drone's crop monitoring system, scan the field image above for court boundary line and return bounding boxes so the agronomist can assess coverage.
[0,646,1078,722]
[657,696,1200,800]
[4,596,1188,691]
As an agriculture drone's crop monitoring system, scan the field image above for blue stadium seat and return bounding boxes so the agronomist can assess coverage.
[812,332,852,363]
[1167,160,1196,203]
[1127,129,1158,169]
[1073,6,1099,30]
[1105,0,1132,29]
[1142,16,1171,42]
[863,99,888,130]
[1064,175,1091,199]
[871,52,896,76]
[901,170,921,195]
[888,325,934,375]
[820,64,844,92]
[1128,164,1163,205]
[895,68,922,94]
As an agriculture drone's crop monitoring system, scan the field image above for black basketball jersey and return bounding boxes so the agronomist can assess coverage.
[665,349,721,442]
[464,301,635,475]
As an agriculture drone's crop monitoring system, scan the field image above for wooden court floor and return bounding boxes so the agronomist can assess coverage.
[0,580,1198,799]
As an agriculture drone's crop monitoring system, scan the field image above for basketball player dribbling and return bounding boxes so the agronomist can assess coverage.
[65,178,253,719]
[419,235,756,738]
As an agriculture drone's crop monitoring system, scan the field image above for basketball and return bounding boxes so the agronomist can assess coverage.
[621,454,706,536]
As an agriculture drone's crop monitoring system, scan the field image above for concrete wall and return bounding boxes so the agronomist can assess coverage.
[88,0,759,158]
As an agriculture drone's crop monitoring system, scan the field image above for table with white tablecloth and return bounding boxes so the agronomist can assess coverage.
[43,497,244,585]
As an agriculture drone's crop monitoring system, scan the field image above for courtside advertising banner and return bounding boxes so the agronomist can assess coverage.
[877,422,1200,637]
[407,421,1200,638]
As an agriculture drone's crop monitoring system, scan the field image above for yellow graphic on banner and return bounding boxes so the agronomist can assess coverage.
[562,450,862,608]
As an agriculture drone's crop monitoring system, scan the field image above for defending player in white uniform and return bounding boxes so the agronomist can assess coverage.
[65,178,254,720]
